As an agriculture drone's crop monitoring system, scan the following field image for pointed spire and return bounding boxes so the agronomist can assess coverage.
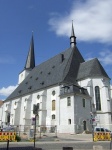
[70,21,76,47]
[25,32,35,70]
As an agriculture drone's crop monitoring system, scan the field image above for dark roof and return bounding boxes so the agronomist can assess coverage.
[25,35,35,69]
[77,58,109,80]
[5,46,109,101]
[6,46,84,101]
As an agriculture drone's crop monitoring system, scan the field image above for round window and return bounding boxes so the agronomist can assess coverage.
[52,91,55,96]
[37,95,40,99]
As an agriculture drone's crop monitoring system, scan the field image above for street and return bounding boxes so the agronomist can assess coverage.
[0,141,111,150]
[0,133,112,150]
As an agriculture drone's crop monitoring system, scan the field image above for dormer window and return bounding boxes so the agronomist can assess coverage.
[40,82,44,85]
[64,86,70,93]
[28,86,32,90]
[52,66,55,69]
[35,77,38,80]
[30,76,32,79]
[18,90,22,94]
[48,72,51,75]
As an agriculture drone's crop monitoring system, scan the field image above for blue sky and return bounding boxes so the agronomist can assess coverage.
[0,0,112,100]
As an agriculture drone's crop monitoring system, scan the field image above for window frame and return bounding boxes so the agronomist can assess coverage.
[52,100,56,111]
[67,97,71,106]
[82,98,85,107]
[68,119,71,125]
[52,114,55,120]
[95,86,101,111]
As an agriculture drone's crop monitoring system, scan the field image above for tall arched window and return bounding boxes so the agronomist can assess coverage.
[95,86,101,111]
[52,100,55,111]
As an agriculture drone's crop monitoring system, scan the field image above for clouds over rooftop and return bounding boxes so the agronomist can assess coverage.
[99,50,112,65]
[0,85,17,98]
[49,0,112,44]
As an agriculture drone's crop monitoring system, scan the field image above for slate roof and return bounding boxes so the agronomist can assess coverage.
[77,58,109,80]
[6,45,110,102]
[6,46,84,101]
[25,35,35,69]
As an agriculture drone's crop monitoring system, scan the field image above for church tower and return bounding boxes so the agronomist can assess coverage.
[18,34,35,84]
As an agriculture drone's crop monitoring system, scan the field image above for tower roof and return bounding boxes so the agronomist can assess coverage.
[25,34,35,69]
[70,21,76,47]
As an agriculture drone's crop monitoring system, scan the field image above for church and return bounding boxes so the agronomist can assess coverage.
[0,23,112,134]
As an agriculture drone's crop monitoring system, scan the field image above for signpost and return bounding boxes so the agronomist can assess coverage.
[90,112,94,141]
[33,104,39,148]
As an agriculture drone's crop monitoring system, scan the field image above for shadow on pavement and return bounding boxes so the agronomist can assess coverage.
[0,147,42,150]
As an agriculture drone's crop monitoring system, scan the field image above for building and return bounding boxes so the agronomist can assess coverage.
[0,100,3,127]
[0,23,112,134]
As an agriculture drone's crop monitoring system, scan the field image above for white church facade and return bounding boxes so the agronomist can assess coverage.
[0,24,112,134]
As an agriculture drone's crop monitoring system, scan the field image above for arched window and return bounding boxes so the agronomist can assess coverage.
[7,113,10,124]
[52,100,55,111]
[52,114,55,119]
[95,86,101,111]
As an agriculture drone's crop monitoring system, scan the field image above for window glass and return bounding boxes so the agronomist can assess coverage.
[52,114,55,119]
[82,99,85,107]
[68,119,71,124]
[67,97,71,106]
[52,100,55,111]
[52,91,55,96]
[95,86,101,111]
[101,128,104,132]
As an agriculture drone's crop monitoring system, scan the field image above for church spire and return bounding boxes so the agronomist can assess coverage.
[25,33,35,70]
[70,21,76,48]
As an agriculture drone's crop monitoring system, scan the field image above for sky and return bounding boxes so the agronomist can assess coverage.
[0,0,112,100]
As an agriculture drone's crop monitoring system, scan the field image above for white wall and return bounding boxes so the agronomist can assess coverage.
[78,77,112,130]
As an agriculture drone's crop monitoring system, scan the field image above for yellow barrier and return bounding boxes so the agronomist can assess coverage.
[94,132,111,141]
[0,132,16,141]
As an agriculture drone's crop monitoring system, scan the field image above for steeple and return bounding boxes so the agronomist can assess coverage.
[25,33,35,70]
[70,21,76,48]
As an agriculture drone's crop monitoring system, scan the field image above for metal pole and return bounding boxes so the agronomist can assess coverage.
[110,133,112,150]
[7,140,9,150]
[92,124,94,141]
[34,115,36,148]
[90,112,94,141]
[55,125,57,138]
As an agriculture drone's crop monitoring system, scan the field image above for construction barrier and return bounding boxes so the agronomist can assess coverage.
[0,132,16,141]
[94,132,111,141]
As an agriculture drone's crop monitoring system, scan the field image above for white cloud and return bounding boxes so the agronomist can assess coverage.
[98,50,112,65]
[48,0,112,44]
[0,85,18,97]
